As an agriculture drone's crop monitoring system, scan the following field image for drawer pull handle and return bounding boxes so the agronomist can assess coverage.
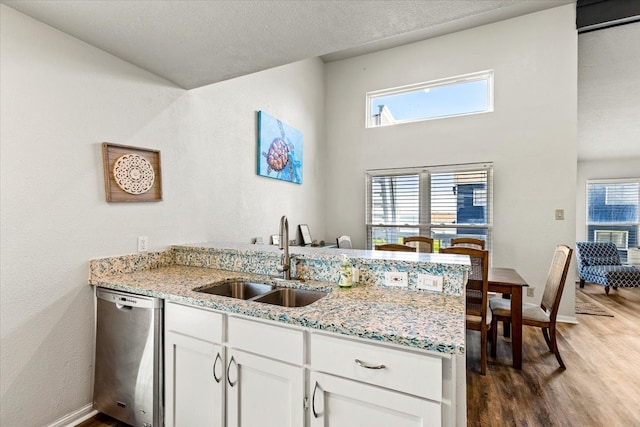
[227,356,237,387]
[213,352,222,383]
[312,381,322,418]
[355,358,386,370]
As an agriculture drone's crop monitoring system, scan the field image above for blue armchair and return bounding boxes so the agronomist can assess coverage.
[575,242,640,295]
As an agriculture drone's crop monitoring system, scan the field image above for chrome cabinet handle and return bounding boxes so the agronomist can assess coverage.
[227,355,237,387]
[213,352,222,383]
[355,358,386,370]
[312,381,321,418]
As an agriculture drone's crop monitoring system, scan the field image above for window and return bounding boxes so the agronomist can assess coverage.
[586,179,640,262]
[366,163,493,251]
[366,70,493,128]
[594,230,628,250]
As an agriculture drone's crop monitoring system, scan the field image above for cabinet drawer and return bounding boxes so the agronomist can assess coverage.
[310,333,443,401]
[165,302,223,344]
[228,316,304,365]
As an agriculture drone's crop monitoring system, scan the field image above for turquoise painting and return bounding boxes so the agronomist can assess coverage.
[257,111,303,184]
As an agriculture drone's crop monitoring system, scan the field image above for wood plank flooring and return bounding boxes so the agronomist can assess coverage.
[77,283,640,427]
[467,283,640,427]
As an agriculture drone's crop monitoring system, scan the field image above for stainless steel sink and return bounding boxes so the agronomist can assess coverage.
[195,280,275,300]
[253,288,327,307]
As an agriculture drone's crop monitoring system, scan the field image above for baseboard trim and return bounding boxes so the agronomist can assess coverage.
[47,403,97,427]
[557,314,578,324]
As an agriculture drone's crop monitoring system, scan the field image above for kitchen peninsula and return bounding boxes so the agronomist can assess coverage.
[89,243,470,427]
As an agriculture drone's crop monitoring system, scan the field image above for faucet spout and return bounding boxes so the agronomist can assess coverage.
[277,215,291,279]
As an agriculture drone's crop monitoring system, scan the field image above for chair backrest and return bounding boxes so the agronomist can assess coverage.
[440,246,489,318]
[336,235,352,249]
[402,236,434,253]
[374,243,416,252]
[451,237,486,250]
[575,242,620,269]
[541,245,573,320]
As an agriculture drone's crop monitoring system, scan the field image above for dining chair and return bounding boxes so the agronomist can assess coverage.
[440,246,491,375]
[374,243,416,252]
[490,245,572,369]
[336,235,352,249]
[451,237,485,250]
[402,236,434,253]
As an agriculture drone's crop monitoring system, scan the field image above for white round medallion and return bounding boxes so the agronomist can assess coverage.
[113,154,155,195]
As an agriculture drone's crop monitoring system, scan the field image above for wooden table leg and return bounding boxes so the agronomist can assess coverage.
[511,286,523,369]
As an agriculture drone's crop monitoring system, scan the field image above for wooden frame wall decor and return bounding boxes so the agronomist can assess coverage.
[102,142,162,202]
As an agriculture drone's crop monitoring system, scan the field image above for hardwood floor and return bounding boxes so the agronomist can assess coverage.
[78,283,640,427]
[75,412,128,427]
[467,283,640,427]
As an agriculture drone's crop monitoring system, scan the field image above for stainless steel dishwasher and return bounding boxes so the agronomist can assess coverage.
[94,288,163,427]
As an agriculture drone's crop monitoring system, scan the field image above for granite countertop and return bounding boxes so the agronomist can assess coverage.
[90,263,466,355]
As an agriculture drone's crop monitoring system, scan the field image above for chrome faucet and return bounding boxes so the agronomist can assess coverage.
[277,215,291,279]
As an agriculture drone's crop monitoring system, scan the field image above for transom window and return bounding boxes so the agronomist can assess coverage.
[365,162,493,251]
[366,70,494,128]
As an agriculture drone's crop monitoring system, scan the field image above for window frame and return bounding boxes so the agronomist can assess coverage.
[365,162,493,251]
[365,70,494,128]
[586,178,640,261]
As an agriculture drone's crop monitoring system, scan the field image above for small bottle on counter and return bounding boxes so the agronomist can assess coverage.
[338,254,353,288]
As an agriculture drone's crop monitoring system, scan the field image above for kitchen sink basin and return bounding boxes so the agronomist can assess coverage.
[252,288,327,307]
[195,280,275,300]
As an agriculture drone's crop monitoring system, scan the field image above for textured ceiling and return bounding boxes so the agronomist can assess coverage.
[1,0,572,89]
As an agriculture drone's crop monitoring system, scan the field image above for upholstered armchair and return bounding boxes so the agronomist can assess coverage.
[575,242,640,295]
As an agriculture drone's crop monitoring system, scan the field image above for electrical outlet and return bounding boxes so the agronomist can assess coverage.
[417,273,444,292]
[384,271,408,287]
[137,236,149,252]
[527,287,535,297]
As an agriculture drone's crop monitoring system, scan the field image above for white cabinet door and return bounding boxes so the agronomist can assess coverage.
[165,331,225,427]
[309,371,441,427]
[226,348,304,427]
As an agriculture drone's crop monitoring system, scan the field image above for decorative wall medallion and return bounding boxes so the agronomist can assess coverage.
[113,154,155,194]
[102,143,162,202]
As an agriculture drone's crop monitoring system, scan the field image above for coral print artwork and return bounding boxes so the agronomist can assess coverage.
[257,111,303,184]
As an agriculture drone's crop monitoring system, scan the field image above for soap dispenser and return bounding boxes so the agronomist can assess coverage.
[338,254,353,288]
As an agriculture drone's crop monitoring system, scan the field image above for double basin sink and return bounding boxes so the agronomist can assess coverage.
[194,279,327,307]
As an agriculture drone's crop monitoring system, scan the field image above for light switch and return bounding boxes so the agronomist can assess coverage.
[417,273,444,292]
[555,209,564,220]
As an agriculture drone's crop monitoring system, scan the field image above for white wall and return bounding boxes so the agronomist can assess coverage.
[576,21,640,251]
[324,5,578,314]
[0,5,325,426]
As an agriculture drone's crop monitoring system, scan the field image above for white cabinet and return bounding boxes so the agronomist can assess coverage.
[226,316,306,427]
[309,332,463,427]
[226,348,304,427]
[164,303,463,427]
[165,302,225,427]
[309,371,440,427]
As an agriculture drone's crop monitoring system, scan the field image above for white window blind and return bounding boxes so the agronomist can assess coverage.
[366,163,493,250]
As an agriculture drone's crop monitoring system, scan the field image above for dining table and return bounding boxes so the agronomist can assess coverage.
[488,267,529,369]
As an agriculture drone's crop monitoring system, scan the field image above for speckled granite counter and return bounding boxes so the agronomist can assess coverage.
[89,243,468,355]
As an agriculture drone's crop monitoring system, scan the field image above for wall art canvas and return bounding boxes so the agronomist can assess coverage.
[257,111,303,184]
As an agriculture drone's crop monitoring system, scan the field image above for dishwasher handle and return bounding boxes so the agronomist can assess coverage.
[96,288,161,309]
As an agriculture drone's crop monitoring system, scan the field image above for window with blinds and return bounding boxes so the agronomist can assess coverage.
[366,163,493,251]
[586,179,639,259]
